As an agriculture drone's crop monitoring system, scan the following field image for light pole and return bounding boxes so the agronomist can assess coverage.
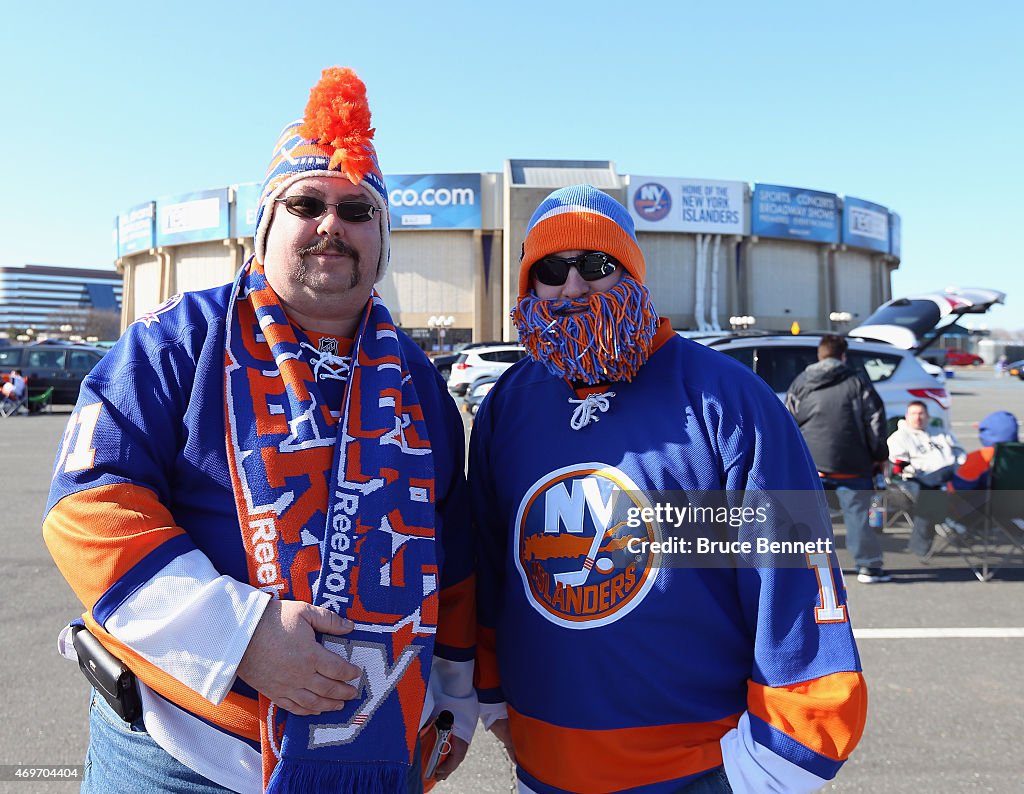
[427,315,455,352]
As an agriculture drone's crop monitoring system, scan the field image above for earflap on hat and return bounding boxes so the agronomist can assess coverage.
[518,184,645,298]
[253,67,391,281]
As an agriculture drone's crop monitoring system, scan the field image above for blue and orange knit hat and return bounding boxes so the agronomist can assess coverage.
[254,67,390,281]
[518,184,646,298]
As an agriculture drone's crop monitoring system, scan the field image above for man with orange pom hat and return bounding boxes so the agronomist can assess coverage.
[44,67,476,793]
[470,185,867,793]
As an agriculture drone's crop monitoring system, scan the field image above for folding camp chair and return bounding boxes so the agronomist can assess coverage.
[0,391,27,417]
[883,467,917,529]
[927,442,1024,581]
[975,442,1024,580]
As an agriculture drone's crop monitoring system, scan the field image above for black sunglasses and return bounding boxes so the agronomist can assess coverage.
[532,252,619,287]
[275,195,379,223]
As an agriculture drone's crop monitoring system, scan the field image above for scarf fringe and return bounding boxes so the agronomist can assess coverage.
[513,277,658,384]
[266,758,408,794]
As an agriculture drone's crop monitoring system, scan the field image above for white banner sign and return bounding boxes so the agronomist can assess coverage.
[628,177,746,234]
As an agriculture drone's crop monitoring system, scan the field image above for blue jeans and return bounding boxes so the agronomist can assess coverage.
[676,766,733,793]
[83,690,424,793]
[823,476,883,569]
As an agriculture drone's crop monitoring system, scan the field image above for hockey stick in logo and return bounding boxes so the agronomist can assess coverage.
[552,520,628,587]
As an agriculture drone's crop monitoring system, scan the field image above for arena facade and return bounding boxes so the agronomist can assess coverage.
[115,159,900,349]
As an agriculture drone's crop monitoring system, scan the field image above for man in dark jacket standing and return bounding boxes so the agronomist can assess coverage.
[786,335,890,583]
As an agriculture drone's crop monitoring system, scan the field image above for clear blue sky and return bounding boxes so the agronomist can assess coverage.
[2,1,1021,329]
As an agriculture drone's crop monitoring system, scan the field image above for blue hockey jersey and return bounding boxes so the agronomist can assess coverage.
[43,285,476,793]
[471,324,866,794]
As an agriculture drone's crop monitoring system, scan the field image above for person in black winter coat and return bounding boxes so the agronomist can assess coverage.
[786,335,890,583]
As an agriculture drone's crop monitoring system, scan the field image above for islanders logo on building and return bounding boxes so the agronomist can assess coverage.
[513,463,661,629]
[632,182,672,222]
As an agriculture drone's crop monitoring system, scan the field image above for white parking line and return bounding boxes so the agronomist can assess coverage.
[854,627,1024,639]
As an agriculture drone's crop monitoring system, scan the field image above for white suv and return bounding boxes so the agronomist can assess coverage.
[709,335,951,429]
[447,345,528,396]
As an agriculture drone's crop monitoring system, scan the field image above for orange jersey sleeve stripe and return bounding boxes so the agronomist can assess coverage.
[437,574,476,651]
[83,615,260,741]
[747,671,867,761]
[508,706,739,794]
[474,625,501,691]
[43,484,187,609]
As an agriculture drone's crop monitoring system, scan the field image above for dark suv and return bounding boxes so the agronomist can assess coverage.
[0,342,107,405]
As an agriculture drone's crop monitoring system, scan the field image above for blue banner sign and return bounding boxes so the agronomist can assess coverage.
[889,211,901,258]
[386,173,482,229]
[232,182,261,239]
[116,201,156,257]
[842,196,890,253]
[751,184,839,243]
[156,188,230,246]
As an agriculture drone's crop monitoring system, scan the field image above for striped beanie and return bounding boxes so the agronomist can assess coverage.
[253,67,391,281]
[519,184,645,298]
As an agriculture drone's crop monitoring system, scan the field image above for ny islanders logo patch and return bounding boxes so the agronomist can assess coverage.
[514,463,660,629]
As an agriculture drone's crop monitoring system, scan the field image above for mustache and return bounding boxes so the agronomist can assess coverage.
[298,236,360,262]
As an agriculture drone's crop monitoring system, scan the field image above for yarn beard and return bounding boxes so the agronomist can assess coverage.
[512,276,658,384]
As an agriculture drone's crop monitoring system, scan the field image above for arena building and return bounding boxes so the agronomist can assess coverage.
[114,160,901,349]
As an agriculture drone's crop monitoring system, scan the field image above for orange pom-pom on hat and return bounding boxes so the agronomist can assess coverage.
[299,67,377,185]
[254,67,390,280]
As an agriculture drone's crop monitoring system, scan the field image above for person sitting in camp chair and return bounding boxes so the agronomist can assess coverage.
[941,411,1024,578]
[887,400,966,557]
[0,369,27,416]
[952,411,1019,492]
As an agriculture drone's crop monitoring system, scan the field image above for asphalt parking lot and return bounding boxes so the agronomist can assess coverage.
[1,367,1021,792]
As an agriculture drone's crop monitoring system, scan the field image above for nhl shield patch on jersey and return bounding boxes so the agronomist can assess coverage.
[513,463,661,629]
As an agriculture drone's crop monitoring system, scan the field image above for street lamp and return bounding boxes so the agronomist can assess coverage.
[427,315,455,352]
[729,315,756,331]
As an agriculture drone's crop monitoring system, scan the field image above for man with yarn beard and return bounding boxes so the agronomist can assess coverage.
[469,185,867,794]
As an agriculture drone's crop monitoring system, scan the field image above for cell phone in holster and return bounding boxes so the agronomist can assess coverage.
[71,625,142,723]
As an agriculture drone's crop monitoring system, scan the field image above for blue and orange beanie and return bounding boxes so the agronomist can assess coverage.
[518,184,646,298]
[253,67,391,281]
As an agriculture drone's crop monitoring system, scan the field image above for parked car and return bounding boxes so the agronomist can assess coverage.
[447,344,527,396]
[463,375,499,416]
[943,348,984,366]
[0,341,107,405]
[708,335,951,429]
[849,286,1005,352]
[428,353,460,382]
[1006,359,1024,380]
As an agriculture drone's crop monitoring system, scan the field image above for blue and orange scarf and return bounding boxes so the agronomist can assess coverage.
[224,259,437,793]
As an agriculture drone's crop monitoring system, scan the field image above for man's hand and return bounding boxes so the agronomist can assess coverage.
[432,736,469,782]
[236,600,359,716]
[488,718,515,762]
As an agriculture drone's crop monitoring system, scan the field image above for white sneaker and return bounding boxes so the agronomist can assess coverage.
[857,567,892,583]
